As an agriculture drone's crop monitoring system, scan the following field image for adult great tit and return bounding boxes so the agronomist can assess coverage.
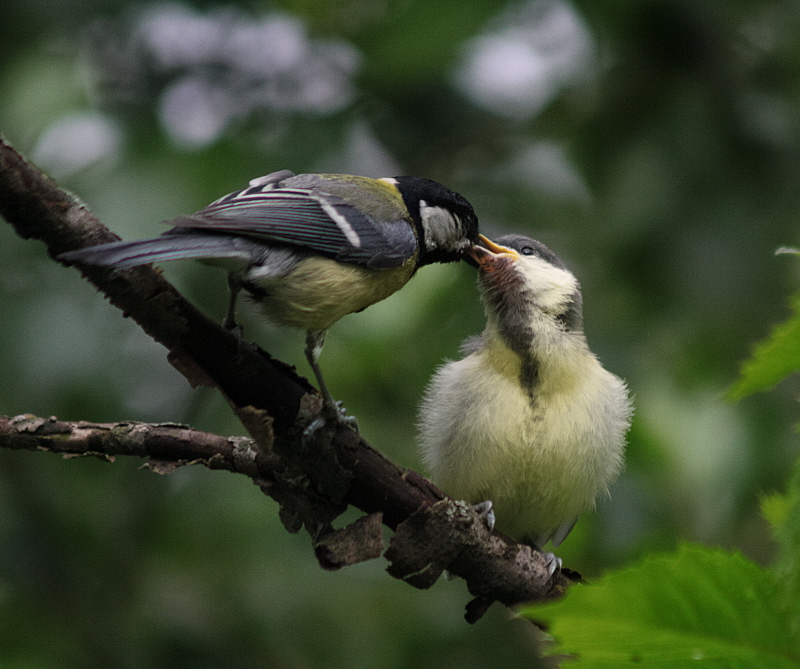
[417,234,631,550]
[60,170,479,420]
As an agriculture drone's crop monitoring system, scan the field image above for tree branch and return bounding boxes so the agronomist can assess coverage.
[0,136,573,621]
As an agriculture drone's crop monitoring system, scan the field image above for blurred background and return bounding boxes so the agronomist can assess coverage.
[2,0,800,666]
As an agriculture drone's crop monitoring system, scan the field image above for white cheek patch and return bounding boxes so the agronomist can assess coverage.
[420,200,461,250]
[517,257,579,313]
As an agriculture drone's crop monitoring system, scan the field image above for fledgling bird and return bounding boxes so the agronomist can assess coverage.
[418,234,631,549]
[60,170,479,421]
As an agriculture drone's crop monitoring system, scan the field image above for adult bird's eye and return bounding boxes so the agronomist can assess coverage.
[520,246,535,256]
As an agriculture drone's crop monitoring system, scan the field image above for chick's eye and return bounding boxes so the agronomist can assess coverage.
[520,246,535,256]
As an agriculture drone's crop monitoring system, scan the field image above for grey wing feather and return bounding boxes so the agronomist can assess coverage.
[169,179,416,269]
[247,170,296,188]
[168,191,349,252]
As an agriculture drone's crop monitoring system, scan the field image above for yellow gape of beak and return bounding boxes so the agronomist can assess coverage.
[469,234,520,270]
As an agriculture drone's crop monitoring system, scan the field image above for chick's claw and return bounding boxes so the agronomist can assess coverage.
[541,552,562,578]
[472,500,496,532]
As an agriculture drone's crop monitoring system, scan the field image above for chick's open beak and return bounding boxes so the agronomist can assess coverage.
[469,234,520,271]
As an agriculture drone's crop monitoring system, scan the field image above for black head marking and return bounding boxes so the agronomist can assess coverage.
[393,176,479,263]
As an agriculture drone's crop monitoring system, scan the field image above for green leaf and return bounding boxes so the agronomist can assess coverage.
[769,462,800,626]
[727,293,800,401]
[520,544,800,668]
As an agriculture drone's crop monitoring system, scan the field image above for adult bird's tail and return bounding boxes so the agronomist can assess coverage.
[59,232,258,269]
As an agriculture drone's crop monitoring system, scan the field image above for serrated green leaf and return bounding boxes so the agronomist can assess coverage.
[520,544,800,668]
[771,463,800,627]
[727,294,800,401]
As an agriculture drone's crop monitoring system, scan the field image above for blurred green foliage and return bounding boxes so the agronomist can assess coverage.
[2,0,800,666]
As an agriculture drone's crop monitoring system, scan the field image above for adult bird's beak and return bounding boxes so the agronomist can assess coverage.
[469,234,520,272]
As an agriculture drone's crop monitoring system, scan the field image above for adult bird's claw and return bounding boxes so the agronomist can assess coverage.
[225,323,246,359]
[302,401,359,440]
[328,401,359,431]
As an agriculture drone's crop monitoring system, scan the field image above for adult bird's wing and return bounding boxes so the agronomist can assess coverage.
[166,172,418,269]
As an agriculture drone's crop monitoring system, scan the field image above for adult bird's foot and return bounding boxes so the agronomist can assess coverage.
[220,313,247,360]
[224,321,244,341]
[472,500,496,532]
[302,401,359,440]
